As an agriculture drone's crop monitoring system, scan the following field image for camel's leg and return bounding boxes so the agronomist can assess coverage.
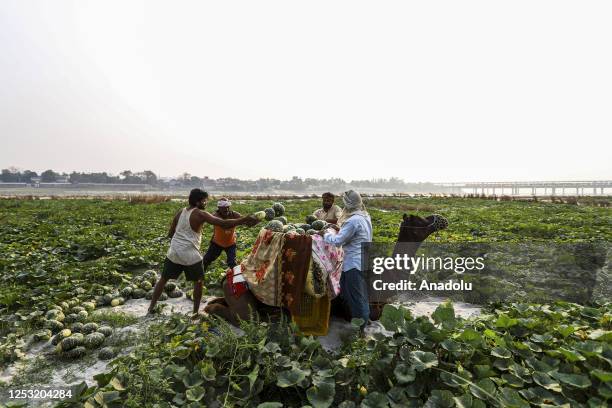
[204,279,258,326]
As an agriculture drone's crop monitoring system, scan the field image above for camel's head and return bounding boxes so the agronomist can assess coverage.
[398,213,449,243]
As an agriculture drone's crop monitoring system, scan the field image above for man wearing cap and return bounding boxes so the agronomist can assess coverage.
[313,192,342,224]
[202,198,241,272]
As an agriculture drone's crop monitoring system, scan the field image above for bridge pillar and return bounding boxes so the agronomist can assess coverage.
[552,188,556,196]
[576,188,579,195]
[581,188,584,195]
[602,188,604,195]
[562,188,565,195]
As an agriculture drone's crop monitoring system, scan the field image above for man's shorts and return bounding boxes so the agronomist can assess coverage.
[161,258,204,281]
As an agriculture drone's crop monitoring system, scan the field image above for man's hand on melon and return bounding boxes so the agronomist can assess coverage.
[243,215,260,227]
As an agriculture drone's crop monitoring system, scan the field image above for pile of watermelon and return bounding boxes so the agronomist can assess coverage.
[255,202,331,235]
[34,269,185,362]
[36,298,116,360]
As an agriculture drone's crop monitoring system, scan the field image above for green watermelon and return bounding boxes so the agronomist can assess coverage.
[33,329,52,342]
[264,208,276,221]
[45,309,65,322]
[62,346,86,359]
[45,319,64,333]
[295,228,305,235]
[64,313,77,323]
[164,282,177,292]
[305,215,317,224]
[265,220,284,232]
[311,220,326,231]
[58,334,83,352]
[145,290,154,300]
[168,289,183,298]
[97,326,113,337]
[132,288,146,299]
[71,306,85,314]
[273,216,287,225]
[81,302,96,312]
[120,287,133,299]
[71,322,84,333]
[102,294,113,305]
[299,223,312,231]
[76,310,88,322]
[82,323,99,334]
[272,202,285,216]
[84,332,105,349]
[159,292,168,301]
[110,297,125,307]
[282,224,295,233]
[253,211,266,221]
[98,347,115,360]
[306,229,317,235]
[140,281,153,291]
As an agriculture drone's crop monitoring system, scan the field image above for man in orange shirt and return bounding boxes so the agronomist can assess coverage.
[202,198,241,272]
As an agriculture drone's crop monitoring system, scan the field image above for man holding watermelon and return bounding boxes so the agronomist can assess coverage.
[147,189,259,316]
[202,198,241,272]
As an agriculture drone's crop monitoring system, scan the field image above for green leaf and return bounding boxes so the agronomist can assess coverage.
[552,372,592,389]
[109,377,125,391]
[557,347,585,362]
[185,385,205,402]
[591,369,612,382]
[440,339,461,352]
[277,367,307,388]
[411,351,438,371]
[361,391,389,408]
[183,370,203,388]
[453,393,472,408]
[500,388,530,408]
[491,346,512,359]
[495,314,518,329]
[469,378,497,401]
[532,372,562,392]
[257,403,283,408]
[200,361,216,381]
[306,382,335,408]
[588,329,612,342]
[424,389,455,408]
[394,363,416,383]
[457,328,481,344]
[432,301,456,329]
[380,304,406,331]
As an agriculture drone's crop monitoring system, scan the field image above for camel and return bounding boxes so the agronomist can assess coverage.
[204,213,448,326]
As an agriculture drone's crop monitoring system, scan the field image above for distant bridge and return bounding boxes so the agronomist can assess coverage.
[433,180,612,196]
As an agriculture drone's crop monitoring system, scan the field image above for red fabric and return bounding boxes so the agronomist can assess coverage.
[226,267,248,298]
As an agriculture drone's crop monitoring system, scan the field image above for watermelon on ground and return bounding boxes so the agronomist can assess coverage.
[272,203,285,216]
[264,208,275,221]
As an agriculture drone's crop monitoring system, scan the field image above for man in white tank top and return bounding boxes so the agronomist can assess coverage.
[147,189,259,315]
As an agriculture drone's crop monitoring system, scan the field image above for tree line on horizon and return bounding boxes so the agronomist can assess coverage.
[0,167,450,192]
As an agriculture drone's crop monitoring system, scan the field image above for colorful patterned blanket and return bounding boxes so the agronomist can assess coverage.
[240,228,343,307]
[308,233,344,298]
[240,229,284,306]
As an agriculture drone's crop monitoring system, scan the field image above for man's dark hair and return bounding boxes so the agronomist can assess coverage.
[188,188,208,206]
[322,192,335,199]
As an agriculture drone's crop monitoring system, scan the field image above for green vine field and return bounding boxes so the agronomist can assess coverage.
[0,197,610,407]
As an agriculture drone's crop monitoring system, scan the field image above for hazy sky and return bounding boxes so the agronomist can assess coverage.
[1,1,610,182]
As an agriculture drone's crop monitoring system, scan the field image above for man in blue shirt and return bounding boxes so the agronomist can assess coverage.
[322,190,373,330]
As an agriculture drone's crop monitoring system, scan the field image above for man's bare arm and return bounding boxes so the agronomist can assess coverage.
[198,210,258,229]
[168,210,181,238]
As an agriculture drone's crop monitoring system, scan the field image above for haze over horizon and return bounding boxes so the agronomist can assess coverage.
[1,1,611,183]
